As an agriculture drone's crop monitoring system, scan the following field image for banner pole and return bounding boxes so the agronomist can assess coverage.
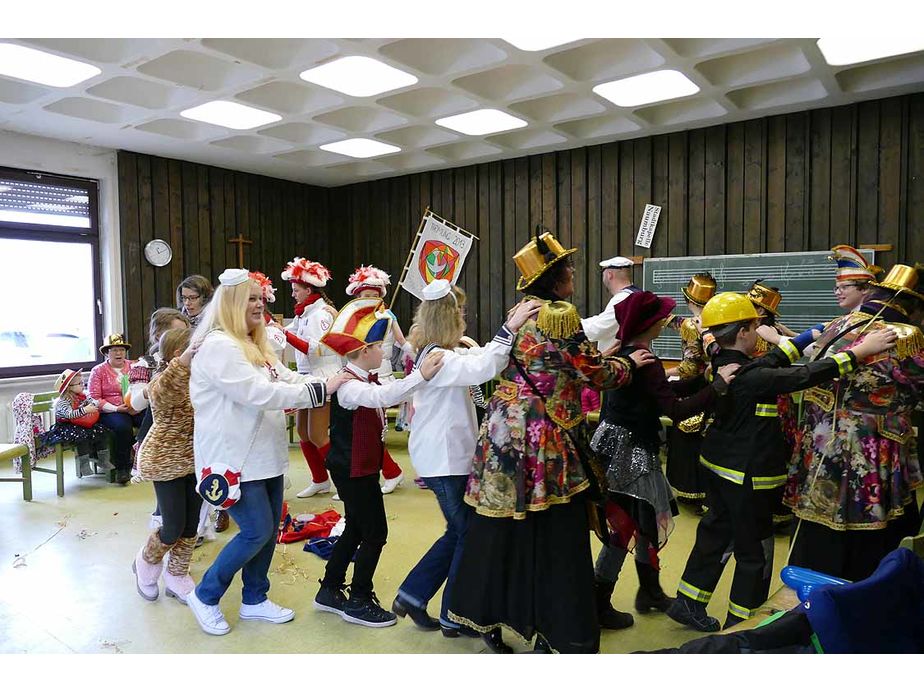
[389,207,430,311]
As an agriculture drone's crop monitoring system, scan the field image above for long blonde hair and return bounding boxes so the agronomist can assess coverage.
[409,285,466,350]
[192,279,275,366]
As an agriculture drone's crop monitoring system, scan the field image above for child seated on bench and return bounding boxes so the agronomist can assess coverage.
[44,368,112,476]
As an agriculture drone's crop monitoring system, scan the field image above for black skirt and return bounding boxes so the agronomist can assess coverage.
[43,421,109,446]
[448,497,599,654]
[665,426,705,501]
[788,499,921,582]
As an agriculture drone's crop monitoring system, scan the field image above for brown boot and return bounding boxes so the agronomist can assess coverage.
[164,536,197,604]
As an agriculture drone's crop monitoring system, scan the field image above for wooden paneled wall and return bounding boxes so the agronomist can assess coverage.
[117,152,329,349]
[330,93,924,343]
[119,92,924,347]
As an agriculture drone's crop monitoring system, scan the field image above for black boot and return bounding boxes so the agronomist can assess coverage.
[594,580,634,630]
[665,594,721,632]
[482,627,512,654]
[634,560,674,613]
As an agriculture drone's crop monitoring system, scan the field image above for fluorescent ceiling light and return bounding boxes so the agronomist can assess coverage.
[816,37,924,66]
[180,100,281,130]
[0,185,10,192]
[300,56,417,97]
[319,138,400,159]
[593,69,699,108]
[65,194,89,203]
[435,109,528,136]
[504,37,583,51]
[0,43,101,87]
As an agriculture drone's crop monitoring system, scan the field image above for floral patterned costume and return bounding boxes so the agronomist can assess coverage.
[786,307,924,580]
[464,301,635,518]
[450,299,636,653]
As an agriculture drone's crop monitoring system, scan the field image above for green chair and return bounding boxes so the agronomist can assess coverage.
[0,443,33,501]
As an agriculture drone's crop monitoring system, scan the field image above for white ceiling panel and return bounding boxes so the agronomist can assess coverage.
[0,37,921,187]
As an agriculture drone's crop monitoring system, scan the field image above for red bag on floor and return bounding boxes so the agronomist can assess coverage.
[278,509,342,544]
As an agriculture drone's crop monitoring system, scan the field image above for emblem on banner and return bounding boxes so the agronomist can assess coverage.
[419,240,461,282]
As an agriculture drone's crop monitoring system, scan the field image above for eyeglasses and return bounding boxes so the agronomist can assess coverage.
[834,283,862,294]
[180,294,201,303]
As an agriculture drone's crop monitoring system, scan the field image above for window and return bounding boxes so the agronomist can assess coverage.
[0,167,102,378]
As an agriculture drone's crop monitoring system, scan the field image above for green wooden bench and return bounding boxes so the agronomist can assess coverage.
[0,443,34,501]
[29,391,114,485]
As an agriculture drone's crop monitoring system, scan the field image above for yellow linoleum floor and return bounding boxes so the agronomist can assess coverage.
[0,432,791,654]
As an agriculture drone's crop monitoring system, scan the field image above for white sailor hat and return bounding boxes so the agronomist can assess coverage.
[421,278,452,301]
[599,256,634,270]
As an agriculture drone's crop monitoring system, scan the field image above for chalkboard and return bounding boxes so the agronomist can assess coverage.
[642,250,876,360]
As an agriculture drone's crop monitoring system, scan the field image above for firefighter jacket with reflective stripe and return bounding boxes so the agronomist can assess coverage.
[700,341,857,488]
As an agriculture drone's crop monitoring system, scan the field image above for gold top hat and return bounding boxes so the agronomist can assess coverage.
[514,227,577,291]
[681,273,717,306]
[99,333,132,355]
[870,264,924,302]
[746,282,782,316]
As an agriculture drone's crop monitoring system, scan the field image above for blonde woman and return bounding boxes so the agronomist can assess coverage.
[186,268,349,636]
[392,280,540,637]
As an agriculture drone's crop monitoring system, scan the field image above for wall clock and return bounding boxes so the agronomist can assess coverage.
[144,239,172,267]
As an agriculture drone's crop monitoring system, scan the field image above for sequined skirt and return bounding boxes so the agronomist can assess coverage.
[591,421,677,548]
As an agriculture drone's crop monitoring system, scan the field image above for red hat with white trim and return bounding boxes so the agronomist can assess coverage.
[345,265,391,297]
[249,271,277,303]
[281,257,331,288]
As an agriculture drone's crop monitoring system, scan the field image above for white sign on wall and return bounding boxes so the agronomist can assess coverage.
[634,204,662,249]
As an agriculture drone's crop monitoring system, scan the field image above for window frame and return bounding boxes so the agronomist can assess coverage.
[0,166,103,379]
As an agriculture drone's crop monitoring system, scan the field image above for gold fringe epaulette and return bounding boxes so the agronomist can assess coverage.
[677,413,704,433]
[680,317,700,344]
[884,322,924,359]
[536,300,581,340]
[754,336,771,356]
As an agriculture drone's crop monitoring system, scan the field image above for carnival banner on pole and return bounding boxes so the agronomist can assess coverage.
[399,211,475,301]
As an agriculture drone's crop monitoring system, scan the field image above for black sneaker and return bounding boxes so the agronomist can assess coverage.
[341,592,397,628]
[313,584,347,615]
[666,595,721,632]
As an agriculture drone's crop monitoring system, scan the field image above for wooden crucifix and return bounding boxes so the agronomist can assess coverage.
[228,234,253,268]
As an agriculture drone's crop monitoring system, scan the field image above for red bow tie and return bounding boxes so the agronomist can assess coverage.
[367,373,379,384]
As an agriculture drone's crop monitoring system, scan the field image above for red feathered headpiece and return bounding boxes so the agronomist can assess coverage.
[248,271,276,303]
[345,265,391,297]
[281,257,331,288]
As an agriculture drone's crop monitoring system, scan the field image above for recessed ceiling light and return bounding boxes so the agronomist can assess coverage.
[180,100,282,130]
[300,56,417,97]
[435,109,528,136]
[0,43,101,87]
[593,69,700,108]
[319,138,400,159]
[816,37,924,66]
[503,37,583,51]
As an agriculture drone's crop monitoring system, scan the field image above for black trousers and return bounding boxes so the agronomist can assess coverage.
[321,471,387,599]
[152,474,202,544]
[678,472,780,622]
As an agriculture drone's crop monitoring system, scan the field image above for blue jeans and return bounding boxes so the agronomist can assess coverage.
[196,475,283,607]
[397,474,471,628]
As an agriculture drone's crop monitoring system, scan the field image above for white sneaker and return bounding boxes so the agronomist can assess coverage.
[381,472,404,495]
[296,480,331,498]
[187,589,230,636]
[239,599,295,624]
[149,513,163,530]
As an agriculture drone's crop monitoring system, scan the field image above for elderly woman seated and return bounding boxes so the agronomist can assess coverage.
[88,334,143,484]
